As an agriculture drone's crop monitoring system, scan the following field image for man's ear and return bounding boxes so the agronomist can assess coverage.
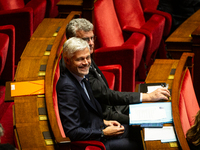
[63,55,70,65]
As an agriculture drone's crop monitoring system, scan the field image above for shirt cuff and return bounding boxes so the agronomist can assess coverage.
[140,93,143,102]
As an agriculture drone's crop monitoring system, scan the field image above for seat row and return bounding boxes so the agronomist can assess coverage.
[93,0,172,92]
[0,0,59,67]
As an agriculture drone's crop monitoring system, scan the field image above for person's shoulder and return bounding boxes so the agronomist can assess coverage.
[57,70,76,90]
[187,139,200,150]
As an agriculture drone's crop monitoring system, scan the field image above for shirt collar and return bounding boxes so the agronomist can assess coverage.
[70,71,85,84]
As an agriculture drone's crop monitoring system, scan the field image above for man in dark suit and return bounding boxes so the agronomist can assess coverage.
[57,37,141,150]
[62,18,170,124]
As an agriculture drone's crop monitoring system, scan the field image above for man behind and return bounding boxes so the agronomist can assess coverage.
[57,37,142,150]
[62,18,171,124]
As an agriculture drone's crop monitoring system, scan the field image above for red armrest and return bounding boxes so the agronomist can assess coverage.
[71,141,106,150]
[101,71,115,90]
[122,26,153,65]
[0,25,15,81]
[144,8,172,36]
[99,65,122,92]
[0,33,9,76]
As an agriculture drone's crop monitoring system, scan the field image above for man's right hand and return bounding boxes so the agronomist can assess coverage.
[102,125,124,137]
[142,87,171,102]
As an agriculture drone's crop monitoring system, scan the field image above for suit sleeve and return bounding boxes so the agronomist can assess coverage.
[57,83,102,141]
[88,69,141,105]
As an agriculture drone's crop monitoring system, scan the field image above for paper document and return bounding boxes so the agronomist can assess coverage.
[129,102,172,125]
[130,106,166,121]
[147,84,168,93]
[144,126,177,143]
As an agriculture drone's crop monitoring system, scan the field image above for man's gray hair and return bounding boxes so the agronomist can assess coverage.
[63,37,90,59]
[66,18,93,39]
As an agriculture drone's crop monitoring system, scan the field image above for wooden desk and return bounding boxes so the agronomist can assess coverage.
[165,9,200,104]
[12,12,79,150]
[166,9,200,58]
[143,53,194,150]
[57,0,94,23]
[57,0,83,16]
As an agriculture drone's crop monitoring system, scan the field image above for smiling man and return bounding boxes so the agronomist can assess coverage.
[57,37,141,150]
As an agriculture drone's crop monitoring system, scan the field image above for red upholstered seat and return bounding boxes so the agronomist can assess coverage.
[99,65,122,92]
[113,0,166,68]
[0,0,46,65]
[0,25,15,81]
[101,71,115,90]
[179,69,200,137]
[0,25,15,145]
[94,0,146,92]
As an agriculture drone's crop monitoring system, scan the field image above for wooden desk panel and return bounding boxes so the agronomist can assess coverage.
[146,59,178,83]
[21,39,55,58]
[166,9,200,52]
[15,57,48,81]
[143,53,194,150]
[165,9,200,105]
[31,18,65,39]
[143,59,179,150]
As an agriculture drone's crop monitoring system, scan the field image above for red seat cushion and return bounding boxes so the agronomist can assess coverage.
[94,0,124,48]
[0,0,25,10]
[179,93,191,137]
[101,71,115,90]
[0,85,14,145]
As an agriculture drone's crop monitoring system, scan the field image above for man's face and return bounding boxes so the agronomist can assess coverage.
[76,30,94,54]
[65,48,91,78]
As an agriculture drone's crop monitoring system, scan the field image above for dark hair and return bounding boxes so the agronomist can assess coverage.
[186,110,200,146]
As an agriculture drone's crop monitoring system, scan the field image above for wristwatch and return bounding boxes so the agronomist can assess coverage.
[101,130,104,138]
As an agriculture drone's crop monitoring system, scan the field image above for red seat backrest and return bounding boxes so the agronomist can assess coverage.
[179,69,200,137]
[113,0,146,29]
[94,0,124,48]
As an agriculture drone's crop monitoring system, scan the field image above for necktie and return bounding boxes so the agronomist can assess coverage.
[82,78,97,108]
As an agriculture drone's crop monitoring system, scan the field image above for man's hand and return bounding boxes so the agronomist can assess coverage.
[102,125,124,137]
[142,87,171,102]
[103,120,121,127]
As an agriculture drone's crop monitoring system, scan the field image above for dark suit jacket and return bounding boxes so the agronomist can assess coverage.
[56,68,104,141]
[89,59,141,124]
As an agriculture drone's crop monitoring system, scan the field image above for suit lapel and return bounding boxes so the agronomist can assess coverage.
[65,69,102,116]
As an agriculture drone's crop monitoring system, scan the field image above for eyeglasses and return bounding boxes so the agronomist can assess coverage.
[82,35,96,42]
